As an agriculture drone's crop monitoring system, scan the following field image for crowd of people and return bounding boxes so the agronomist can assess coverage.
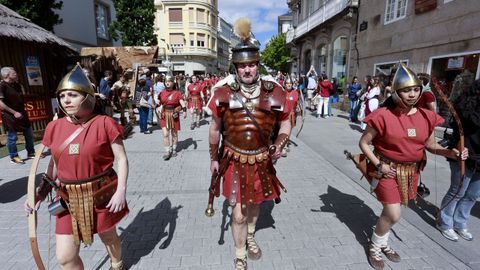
[0,16,476,270]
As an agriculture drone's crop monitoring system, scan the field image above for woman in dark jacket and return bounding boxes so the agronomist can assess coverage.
[348,76,362,121]
[438,79,480,241]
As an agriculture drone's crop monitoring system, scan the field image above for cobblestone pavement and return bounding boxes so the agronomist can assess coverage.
[1,108,479,270]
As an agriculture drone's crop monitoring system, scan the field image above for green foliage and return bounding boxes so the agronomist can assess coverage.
[261,33,289,73]
[109,0,157,46]
[0,0,63,31]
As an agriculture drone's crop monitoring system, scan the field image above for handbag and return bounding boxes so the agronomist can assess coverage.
[357,101,366,121]
[139,96,150,108]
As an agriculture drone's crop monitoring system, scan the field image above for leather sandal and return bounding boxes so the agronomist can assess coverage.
[246,233,262,260]
[367,243,384,270]
[381,246,401,262]
[234,257,247,270]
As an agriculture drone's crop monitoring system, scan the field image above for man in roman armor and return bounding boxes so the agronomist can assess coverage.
[158,75,187,160]
[187,75,204,129]
[207,17,292,270]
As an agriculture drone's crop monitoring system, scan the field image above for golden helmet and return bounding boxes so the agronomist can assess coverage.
[391,63,422,92]
[56,64,95,96]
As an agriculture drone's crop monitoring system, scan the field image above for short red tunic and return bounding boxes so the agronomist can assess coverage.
[42,115,129,234]
[285,90,299,127]
[209,87,291,204]
[158,89,184,131]
[365,107,444,204]
[188,82,204,110]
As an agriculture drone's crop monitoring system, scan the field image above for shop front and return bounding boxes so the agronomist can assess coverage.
[428,51,480,121]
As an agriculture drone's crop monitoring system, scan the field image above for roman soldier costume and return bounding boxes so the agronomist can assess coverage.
[206,17,291,270]
[187,79,204,129]
[158,75,186,160]
[282,79,299,156]
[37,65,129,246]
[363,64,444,270]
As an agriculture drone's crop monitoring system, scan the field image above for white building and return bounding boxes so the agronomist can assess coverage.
[53,0,121,50]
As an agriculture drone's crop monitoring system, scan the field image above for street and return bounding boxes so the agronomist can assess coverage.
[1,107,479,270]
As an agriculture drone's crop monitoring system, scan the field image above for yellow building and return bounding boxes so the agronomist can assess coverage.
[154,0,218,75]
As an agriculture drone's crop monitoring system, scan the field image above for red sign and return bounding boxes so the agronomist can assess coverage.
[0,97,50,124]
[415,0,437,14]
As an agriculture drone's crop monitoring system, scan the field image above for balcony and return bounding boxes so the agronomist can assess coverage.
[168,46,217,58]
[287,0,357,43]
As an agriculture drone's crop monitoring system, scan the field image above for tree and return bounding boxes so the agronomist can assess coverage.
[0,0,63,31]
[261,33,289,73]
[109,0,157,46]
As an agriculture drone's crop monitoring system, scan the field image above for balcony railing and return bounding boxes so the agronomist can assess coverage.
[286,0,357,43]
[168,46,217,57]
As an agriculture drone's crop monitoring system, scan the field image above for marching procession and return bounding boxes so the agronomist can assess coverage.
[1,0,480,269]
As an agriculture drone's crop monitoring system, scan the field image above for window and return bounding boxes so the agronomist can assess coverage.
[189,8,195,22]
[212,38,216,50]
[385,0,407,24]
[95,3,109,39]
[169,33,184,46]
[197,9,206,24]
[189,33,195,46]
[169,8,182,22]
[197,34,205,47]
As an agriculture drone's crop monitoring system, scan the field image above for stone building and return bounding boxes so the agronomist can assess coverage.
[154,0,219,75]
[286,0,359,80]
[356,0,480,97]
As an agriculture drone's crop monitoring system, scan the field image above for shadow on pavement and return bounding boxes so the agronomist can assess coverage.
[95,197,182,269]
[176,138,199,151]
[409,197,439,228]
[0,173,42,203]
[218,199,231,245]
[316,186,377,246]
[349,124,363,133]
[256,200,276,231]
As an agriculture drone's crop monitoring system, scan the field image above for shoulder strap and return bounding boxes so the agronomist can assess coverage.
[53,115,99,164]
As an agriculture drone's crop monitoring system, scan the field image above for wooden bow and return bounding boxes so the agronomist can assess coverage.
[430,77,465,211]
[27,144,47,270]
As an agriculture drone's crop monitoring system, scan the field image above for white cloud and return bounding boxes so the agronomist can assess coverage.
[218,0,288,34]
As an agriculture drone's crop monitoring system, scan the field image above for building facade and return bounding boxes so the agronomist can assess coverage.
[278,12,293,34]
[154,0,218,75]
[286,0,359,80]
[356,0,480,92]
[53,0,120,49]
[217,17,239,75]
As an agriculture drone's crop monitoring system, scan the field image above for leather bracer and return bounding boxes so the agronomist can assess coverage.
[274,133,289,152]
[210,144,219,161]
[36,174,55,200]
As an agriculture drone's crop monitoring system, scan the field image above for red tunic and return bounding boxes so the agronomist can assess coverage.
[416,91,436,110]
[187,82,204,110]
[285,90,299,127]
[365,107,444,204]
[158,89,184,131]
[208,85,290,204]
[42,116,129,234]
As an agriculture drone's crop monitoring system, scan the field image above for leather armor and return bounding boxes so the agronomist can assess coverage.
[211,80,286,151]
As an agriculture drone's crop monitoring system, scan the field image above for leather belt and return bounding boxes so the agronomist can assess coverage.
[224,140,267,155]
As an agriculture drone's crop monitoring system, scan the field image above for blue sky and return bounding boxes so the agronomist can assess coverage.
[218,1,289,49]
